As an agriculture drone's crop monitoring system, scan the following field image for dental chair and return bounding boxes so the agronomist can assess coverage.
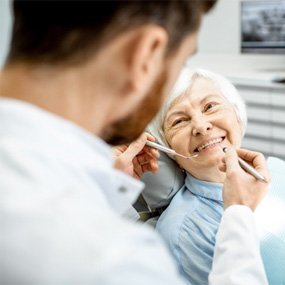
[138,151,184,225]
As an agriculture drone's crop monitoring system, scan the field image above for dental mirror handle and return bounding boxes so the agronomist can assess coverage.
[223,147,266,182]
[146,140,198,159]
[237,157,267,182]
[146,141,176,156]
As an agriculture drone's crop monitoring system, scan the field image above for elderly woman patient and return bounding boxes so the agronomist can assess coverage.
[146,68,285,285]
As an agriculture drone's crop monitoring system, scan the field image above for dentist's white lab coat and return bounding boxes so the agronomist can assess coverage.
[210,206,268,285]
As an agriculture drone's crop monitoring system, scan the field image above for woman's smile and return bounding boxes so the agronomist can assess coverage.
[193,136,225,153]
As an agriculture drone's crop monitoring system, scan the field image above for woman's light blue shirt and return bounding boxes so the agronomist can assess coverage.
[156,160,285,285]
[156,173,223,285]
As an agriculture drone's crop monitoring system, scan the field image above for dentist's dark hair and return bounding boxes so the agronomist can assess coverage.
[7,0,217,66]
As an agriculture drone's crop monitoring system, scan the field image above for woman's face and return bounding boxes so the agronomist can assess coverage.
[163,77,243,182]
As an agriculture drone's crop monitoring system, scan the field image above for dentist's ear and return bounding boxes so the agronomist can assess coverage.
[125,25,169,96]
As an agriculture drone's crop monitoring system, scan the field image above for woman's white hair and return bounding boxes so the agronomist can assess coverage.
[148,68,247,149]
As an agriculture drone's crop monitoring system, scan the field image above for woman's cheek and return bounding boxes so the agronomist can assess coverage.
[165,130,174,145]
[171,133,187,154]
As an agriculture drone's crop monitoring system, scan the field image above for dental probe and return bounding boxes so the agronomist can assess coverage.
[222,147,267,182]
[146,141,198,160]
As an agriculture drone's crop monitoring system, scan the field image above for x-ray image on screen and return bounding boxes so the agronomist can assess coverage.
[241,0,285,54]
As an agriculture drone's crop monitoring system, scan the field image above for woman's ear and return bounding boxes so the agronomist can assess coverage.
[125,25,169,95]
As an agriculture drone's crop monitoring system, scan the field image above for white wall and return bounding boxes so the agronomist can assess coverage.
[199,0,240,54]
[187,0,285,74]
[0,0,12,68]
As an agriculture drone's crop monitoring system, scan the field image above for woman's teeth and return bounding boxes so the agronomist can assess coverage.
[196,137,223,152]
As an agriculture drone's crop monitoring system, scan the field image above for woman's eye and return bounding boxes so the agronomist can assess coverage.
[204,102,217,112]
[172,118,185,127]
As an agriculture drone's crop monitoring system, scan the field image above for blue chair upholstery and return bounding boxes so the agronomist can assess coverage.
[141,151,184,209]
[255,156,285,285]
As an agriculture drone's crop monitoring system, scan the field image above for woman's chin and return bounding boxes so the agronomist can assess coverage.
[179,146,225,174]
[194,150,224,167]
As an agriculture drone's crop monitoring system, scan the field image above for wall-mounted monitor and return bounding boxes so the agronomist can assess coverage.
[241,0,285,54]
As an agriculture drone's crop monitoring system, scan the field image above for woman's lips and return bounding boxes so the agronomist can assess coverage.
[193,136,225,153]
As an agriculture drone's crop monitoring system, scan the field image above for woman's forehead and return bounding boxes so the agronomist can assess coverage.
[168,80,224,111]
[186,78,221,99]
[168,92,189,110]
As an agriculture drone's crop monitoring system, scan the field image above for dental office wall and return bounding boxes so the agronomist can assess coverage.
[0,0,12,68]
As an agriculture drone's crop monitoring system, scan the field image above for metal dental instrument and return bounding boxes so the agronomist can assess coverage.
[146,141,198,160]
[222,147,267,182]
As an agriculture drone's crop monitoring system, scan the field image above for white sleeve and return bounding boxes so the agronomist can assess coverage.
[209,205,268,285]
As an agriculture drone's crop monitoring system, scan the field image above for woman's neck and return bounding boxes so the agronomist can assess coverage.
[186,164,226,183]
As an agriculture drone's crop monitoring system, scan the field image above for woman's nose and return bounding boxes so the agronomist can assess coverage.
[191,118,213,136]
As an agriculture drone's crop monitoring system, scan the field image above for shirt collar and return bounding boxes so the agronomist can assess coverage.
[185,172,223,202]
[0,97,144,215]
